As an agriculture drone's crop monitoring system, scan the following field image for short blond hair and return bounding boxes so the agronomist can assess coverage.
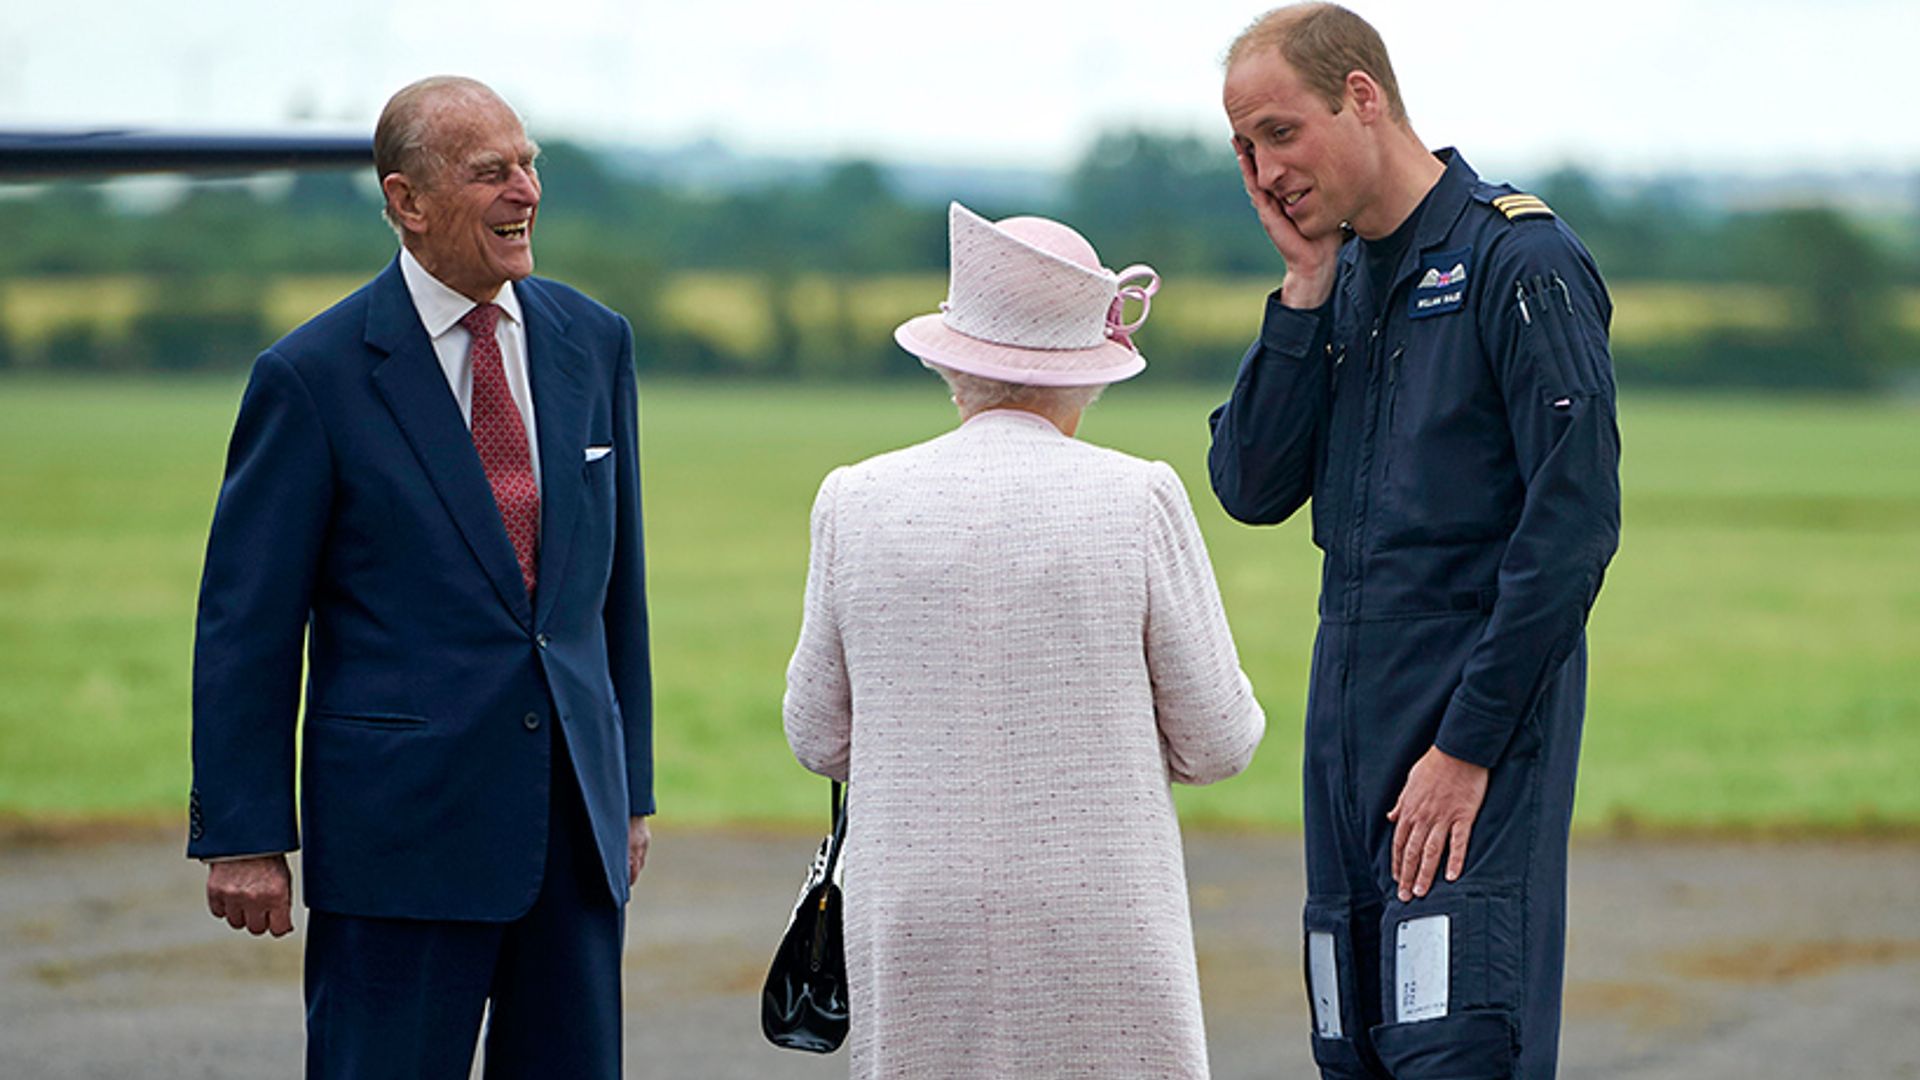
[1226,3,1407,123]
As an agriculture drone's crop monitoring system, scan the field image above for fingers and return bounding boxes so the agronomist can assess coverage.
[227,896,293,937]
[1230,137,1252,179]
[269,896,295,937]
[206,858,292,936]
[1391,809,1478,900]
[1229,137,1284,221]
[1395,820,1431,901]
[1389,811,1410,889]
[1445,818,1473,884]
[628,819,651,885]
[1412,822,1449,898]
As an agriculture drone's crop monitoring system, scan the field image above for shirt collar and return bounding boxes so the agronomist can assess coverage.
[398,247,523,338]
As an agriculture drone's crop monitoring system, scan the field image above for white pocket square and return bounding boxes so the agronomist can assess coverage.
[584,446,612,463]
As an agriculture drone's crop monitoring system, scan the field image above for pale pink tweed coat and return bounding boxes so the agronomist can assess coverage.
[784,408,1266,1079]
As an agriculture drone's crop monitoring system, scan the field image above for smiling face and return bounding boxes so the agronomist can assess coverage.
[389,91,541,302]
[1224,48,1380,241]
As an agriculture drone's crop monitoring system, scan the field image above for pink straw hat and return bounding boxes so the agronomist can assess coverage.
[894,202,1162,387]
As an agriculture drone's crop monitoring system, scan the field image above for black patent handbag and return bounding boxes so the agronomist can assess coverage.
[760,781,849,1053]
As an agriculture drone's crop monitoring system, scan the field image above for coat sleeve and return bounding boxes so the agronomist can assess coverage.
[1434,224,1622,768]
[604,319,656,816]
[1143,463,1266,785]
[784,467,852,781]
[188,349,332,859]
[1207,293,1335,525]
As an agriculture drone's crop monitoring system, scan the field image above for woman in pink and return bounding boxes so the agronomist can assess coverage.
[784,203,1266,1079]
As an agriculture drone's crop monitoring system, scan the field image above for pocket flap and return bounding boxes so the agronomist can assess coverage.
[1371,1009,1515,1078]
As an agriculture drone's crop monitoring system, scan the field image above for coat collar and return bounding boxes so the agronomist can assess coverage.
[364,258,591,631]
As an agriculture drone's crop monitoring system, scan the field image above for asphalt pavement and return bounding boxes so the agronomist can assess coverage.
[2,825,1916,1078]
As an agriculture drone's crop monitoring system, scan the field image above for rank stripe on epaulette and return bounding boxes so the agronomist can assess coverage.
[1492,193,1554,220]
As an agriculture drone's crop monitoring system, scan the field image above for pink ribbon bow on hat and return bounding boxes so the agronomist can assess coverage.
[1105,265,1161,352]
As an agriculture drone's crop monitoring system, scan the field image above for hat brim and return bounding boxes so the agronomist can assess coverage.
[893,313,1146,388]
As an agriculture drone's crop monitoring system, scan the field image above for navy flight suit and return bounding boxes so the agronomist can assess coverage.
[1208,149,1620,1079]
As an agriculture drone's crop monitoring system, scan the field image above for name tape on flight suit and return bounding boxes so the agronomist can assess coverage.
[1410,246,1473,320]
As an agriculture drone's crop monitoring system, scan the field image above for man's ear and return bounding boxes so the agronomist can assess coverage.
[1346,70,1385,124]
[381,172,428,235]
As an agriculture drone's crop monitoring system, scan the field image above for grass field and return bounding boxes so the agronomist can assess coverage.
[9,274,1920,354]
[1,377,1916,832]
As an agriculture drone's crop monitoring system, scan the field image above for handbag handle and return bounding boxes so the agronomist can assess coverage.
[820,781,848,885]
[807,781,849,972]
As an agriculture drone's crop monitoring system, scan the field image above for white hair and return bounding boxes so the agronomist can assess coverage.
[927,363,1105,416]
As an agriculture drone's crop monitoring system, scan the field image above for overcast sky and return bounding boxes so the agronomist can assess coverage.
[4,0,1913,177]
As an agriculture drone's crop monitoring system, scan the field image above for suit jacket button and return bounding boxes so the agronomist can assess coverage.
[523,712,542,731]
[536,633,550,649]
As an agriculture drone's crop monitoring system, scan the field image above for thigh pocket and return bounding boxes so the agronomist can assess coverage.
[1367,888,1524,1076]
[1378,887,1524,1026]
[1302,900,1374,1077]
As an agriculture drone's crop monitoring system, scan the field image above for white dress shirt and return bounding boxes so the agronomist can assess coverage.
[399,247,543,496]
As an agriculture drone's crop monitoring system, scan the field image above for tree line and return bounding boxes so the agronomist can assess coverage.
[3,132,1915,390]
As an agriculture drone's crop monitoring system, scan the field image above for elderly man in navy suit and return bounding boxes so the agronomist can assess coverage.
[187,75,653,1079]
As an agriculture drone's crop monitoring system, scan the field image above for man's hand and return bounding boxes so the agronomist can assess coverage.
[1232,136,1341,310]
[627,816,651,886]
[1387,746,1489,902]
[206,854,293,937]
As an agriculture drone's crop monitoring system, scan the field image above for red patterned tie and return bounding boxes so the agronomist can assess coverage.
[461,303,539,598]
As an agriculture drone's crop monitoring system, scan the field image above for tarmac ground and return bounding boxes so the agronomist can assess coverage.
[2,825,1917,1078]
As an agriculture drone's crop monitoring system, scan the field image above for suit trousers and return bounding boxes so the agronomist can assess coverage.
[303,726,626,1080]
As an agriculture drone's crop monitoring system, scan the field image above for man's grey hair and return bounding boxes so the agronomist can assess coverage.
[927,363,1106,416]
[372,75,510,233]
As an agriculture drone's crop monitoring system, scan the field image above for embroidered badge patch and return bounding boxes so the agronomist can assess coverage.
[1409,246,1472,320]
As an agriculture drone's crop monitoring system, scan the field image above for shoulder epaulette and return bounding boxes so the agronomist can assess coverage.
[1490,192,1554,222]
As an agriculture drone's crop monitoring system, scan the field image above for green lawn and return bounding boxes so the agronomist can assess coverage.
[1,377,1915,832]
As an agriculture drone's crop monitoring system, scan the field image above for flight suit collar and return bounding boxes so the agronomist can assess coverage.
[1341,148,1480,319]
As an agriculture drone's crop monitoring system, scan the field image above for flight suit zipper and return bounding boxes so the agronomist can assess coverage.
[1382,345,1406,479]
[1346,319,1385,620]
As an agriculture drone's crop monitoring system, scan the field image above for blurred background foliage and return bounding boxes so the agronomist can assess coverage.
[2,132,1917,829]
[4,130,1917,391]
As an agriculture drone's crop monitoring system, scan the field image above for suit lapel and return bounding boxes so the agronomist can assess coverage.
[364,259,535,631]
[520,279,589,630]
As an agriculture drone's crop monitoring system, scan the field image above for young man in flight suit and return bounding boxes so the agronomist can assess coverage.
[1208,5,1620,1078]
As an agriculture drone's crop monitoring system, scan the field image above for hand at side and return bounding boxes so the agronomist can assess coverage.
[628,816,651,886]
[206,854,294,937]
[1386,746,1489,902]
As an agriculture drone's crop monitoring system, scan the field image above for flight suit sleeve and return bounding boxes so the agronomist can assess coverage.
[188,349,332,859]
[605,320,657,817]
[1207,293,1335,525]
[1434,225,1622,768]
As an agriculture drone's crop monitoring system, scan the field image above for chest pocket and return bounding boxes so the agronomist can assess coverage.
[1376,320,1521,550]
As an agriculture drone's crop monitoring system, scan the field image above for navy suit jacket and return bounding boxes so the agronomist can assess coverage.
[188,257,653,920]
